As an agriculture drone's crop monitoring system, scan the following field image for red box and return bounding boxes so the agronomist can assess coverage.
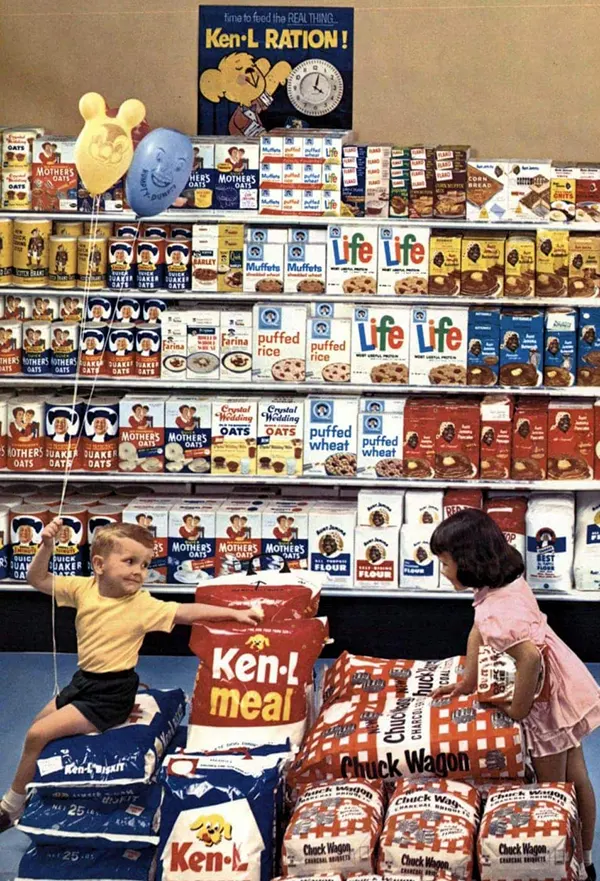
[443,489,483,519]
[480,395,513,480]
[511,397,548,480]
[403,397,439,479]
[31,137,78,212]
[435,400,480,479]
[547,400,593,480]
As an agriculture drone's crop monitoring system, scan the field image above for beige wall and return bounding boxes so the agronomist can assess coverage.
[1,0,599,159]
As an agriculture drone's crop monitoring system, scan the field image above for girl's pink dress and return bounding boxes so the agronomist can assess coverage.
[473,576,600,757]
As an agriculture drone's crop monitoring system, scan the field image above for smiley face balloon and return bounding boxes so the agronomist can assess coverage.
[125,128,194,218]
[74,92,146,197]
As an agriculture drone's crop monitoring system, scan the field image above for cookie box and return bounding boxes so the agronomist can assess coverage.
[211,397,257,477]
[408,305,468,386]
[351,305,411,385]
[252,303,308,382]
[547,400,594,480]
[326,224,378,295]
[303,395,359,478]
[357,488,405,528]
[308,503,356,584]
[544,307,577,388]
[399,524,439,588]
[467,308,500,387]
[466,160,509,223]
[504,235,535,298]
[284,242,326,294]
[435,400,480,479]
[306,316,352,383]
[165,396,212,475]
[377,226,430,295]
[402,397,440,479]
[357,396,405,479]
[215,502,262,575]
[506,160,551,222]
[257,396,304,478]
[355,525,400,587]
[243,241,284,294]
[568,234,600,298]
[122,500,169,582]
[536,229,569,298]
[511,397,548,480]
[167,500,219,583]
[480,395,513,480]
[262,502,310,570]
[118,394,166,474]
[499,309,544,387]
[460,235,505,298]
[577,307,600,386]
[220,307,252,382]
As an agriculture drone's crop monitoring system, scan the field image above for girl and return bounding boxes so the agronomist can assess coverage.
[430,508,600,881]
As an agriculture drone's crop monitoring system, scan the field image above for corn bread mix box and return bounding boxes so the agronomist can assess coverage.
[257,396,303,477]
[252,303,308,382]
[303,395,359,477]
[351,305,411,384]
[409,306,468,386]
[358,397,405,479]
[211,397,257,477]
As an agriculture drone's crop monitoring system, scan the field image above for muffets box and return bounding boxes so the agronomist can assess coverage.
[122,500,169,582]
[31,137,78,212]
[262,501,309,569]
[308,503,356,584]
[260,130,352,164]
[168,500,219,583]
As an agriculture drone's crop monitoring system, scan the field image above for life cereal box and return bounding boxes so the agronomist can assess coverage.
[308,503,356,584]
[122,499,169,582]
[220,307,252,382]
[377,226,430,295]
[118,394,166,474]
[327,225,378,295]
[167,499,219,583]
[358,397,406,479]
[306,316,352,383]
[355,525,400,587]
[303,395,359,478]
[215,501,262,575]
[257,396,304,477]
[211,397,257,477]
[408,306,468,386]
[252,303,308,382]
[262,501,310,569]
[351,305,411,385]
[165,396,211,475]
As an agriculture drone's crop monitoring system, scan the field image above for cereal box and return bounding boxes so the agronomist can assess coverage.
[499,309,544,387]
[252,303,308,382]
[467,307,501,388]
[507,161,552,222]
[6,396,45,473]
[358,397,405,479]
[341,144,391,218]
[547,400,594,480]
[377,227,430,295]
[262,502,310,569]
[511,397,548,480]
[257,396,304,478]
[536,230,569,298]
[165,396,211,475]
[123,500,169,582]
[243,240,284,294]
[326,225,378,295]
[215,501,262,575]
[289,228,328,244]
[409,306,468,386]
[214,140,259,211]
[434,145,468,220]
[186,308,220,381]
[466,160,509,222]
[284,242,326,294]
[179,139,215,209]
[357,489,405,528]
[211,397,257,477]
[167,500,219,583]
[355,525,400,587]
[308,503,356,584]
[10,505,49,581]
[310,301,355,319]
[303,396,359,478]
[544,307,577,388]
[191,225,218,292]
[306,316,352,383]
[118,394,166,474]
[505,235,535,298]
[460,236,505,297]
[259,188,283,215]
[435,400,480,479]
[161,310,187,380]
[402,397,440,479]
[217,224,244,293]
[31,137,78,212]
[480,395,513,480]
[568,234,600,297]
[220,307,252,382]
[390,147,410,218]
[399,525,439,589]
[351,305,411,385]
[578,307,600,386]
[428,236,461,296]
[82,397,119,472]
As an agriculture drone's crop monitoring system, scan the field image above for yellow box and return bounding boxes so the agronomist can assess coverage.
[536,230,569,297]
[428,235,461,296]
[460,235,505,297]
[505,236,535,298]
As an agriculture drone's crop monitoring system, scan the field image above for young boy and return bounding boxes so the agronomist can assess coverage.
[0,518,263,832]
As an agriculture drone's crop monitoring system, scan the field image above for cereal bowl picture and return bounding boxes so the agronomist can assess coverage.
[319,531,343,557]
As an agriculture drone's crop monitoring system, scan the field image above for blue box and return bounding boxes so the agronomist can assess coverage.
[499,309,544,387]
[467,308,500,386]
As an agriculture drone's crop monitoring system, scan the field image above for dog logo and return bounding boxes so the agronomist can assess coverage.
[189,813,233,847]
[245,634,270,652]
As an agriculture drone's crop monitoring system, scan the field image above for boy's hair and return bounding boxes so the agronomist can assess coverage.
[91,523,155,559]
[430,508,524,590]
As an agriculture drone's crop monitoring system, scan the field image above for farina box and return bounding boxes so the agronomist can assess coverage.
[326,224,378,295]
[262,502,309,569]
[568,234,600,297]
[243,241,284,293]
[252,303,308,382]
[122,500,169,582]
[578,307,600,386]
[31,137,78,212]
[303,395,359,478]
[536,229,569,298]
[355,525,400,587]
[434,145,468,219]
[460,235,505,297]
[435,400,480,479]
[351,305,411,384]
[547,400,594,480]
[402,397,439,479]
[211,398,257,477]
[467,308,500,386]
[178,140,215,209]
[511,397,548,480]
[165,396,211,474]
[428,235,462,296]
[505,235,536,298]
[167,500,219,583]
[220,307,252,382]
[466,160,509,222]
[507,161,552,222]
[284,242,326,294]
[357,488,405,527]
[118,394,166,474]
[214,141,259,212]
[306,316,351,383]
[308,503,356,584]
[357,396,405,479]
[215,502,262,575]
[161,311,187,379]
[409,305,468,386]
[544,307,577,388]
[480,395,513,480]
[499,309,544,387]
[186,308,220,381]
[377,227,430,295]
[257,396,304,478]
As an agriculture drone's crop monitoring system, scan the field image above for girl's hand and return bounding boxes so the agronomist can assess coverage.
[235,605,265,626]
[41,518,63,548]
[432,679,475,700]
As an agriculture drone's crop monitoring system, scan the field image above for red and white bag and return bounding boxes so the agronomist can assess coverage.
[282,779,385,877]
[188,617,329,750]
[379,779,481,881]
[477,645,546,706]
[483,497,527,560]
[195,567,323,621]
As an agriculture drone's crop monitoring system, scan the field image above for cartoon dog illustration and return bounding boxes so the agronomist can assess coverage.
[200,52,292,136]
[189,814,233,847]
[245,634,270,652]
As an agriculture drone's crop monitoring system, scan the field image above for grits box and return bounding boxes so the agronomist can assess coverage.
[167,500,219,583]
[306,315,352,383]
[409,306,468,386]
[326,225,378,295]
[358,397,405,479]
[355,525,400,587]
[377,226,430,295]
[165,396,211,475]
[215,502,262,575]
[118,394,166,474]
[308,503,356,584]
[351,305,411,385]
[211,397,257,477]
[262,501,310,569]
[252,303,308,382]
[257,396,304,478]
[303,395,359,478]
[122,500,169,583]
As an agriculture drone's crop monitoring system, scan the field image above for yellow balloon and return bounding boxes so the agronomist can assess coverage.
[74,92,146,197]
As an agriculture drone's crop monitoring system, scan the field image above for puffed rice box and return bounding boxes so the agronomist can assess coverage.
[303,395,359,477]
[357,397,406,479]
[306,315,352,383]
[252,303,308,382]
[118,394,166,474]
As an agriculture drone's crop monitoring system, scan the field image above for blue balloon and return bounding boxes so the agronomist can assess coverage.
[125,128,193,218]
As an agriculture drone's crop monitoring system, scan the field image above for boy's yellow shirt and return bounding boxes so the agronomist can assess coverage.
[54,576,179,673]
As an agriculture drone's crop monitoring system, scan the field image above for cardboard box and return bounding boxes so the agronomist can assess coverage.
[467,308,500,387]
[549,164,578,223]
[428,235,462,296]
[262,502,310,570]
[507,161,552,222]
[215,501,262,575]
[568,234,600,298]
[466,160,509,223]
[257,396,304,477]
[357,488,405,528]
[505,236,535,298]
[252,303,308,382]
[409,305,468,386]
[480,396,513,481]
[460,235,505,297]
[434,145,468,219]
[435,399,480,479]
[118,394,166,474]
[409,148,435,219]
[544,307,577,388]
[284,242,326,294]
[211,398,257,477]
[576,165,600,222]
[326,224,378,295]
[303,395,359,477]
[167,500,219,582]
[123,500,170,582]
[399,525,439,588]
[536,230,569,298]
[179,140,215,209]
[378,226,430,295]
[351,304,411,384]
[306,316,352,383]
[357,396,406,479]
[511,397,548,480]
[402,397,439,479]
[355,525,400,587]
[547,400,594,480]
[186,308,220,381]
[578,307,600,386]
[499,309,544,387]
[220,308,252,382]
[161,311,187,380]
[308,503,356,584]
[214,140,259,211]
[165,396,212,475]
[31,137,77,212]
[243,241,284,293]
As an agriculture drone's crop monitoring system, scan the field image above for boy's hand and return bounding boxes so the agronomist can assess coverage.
[41,518,63,548]
[235,605,265,626]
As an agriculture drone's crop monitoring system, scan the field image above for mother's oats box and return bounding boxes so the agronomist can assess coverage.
[167,500,219,583]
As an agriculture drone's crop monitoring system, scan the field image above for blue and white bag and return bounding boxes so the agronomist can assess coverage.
[17,845,156,881]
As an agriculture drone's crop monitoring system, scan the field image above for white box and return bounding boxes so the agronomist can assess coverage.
[357,488,405,528]
[357,397,406,479]
[289,228,328,244]
[409,306,468,386]
[191,225,218,292]
[259,162,284,186]
[118,394,167,474]
[351,305,411,384]
[211,398,257,477]
[507,160,552,222]
[215,501,262,575]
[257,396,304,478]
[310,301,355,319]
[167,500,219,582]
[243,242,284,293]
[186,309,220,381]
[245,226,288,244]
[220,308,252,383]
[327,224,378,295]
[306,316,352,383]
[252,303,308,382]
[309,504,356,584]
[377,227,430,294]
[467,160,510,223]
[259,189,283,215]
[404,490,444,527]
[260,136,284,160]
[284,242,327,294]
[262,503,310,569]
[161,311,187,379]
[355,525,400,587]
[400,524,439,589]
[165,396,212,475]
[303,395,359,477]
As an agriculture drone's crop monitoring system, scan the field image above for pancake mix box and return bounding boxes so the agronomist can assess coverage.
[499,309,544,388]
[303,395,359,478]
[547,400,593,480]
[351,305,411,385]
[460,235,505,297]
[402,397,440,479]
[308,503,356,584]
[409,306,468,386]
[122,500,169,582]
[511,397,548,480]
[428,235,461,296]
[257,396,304,477]
[435,400,480,479]
[262,502,309,569]
[536,229,569,298]
[215,502,262,575]
[118,394,166,474]
[467,308,500,387]
[326,225,378,295]
[544,307,576,388]
[377,226,430,295]
[358,397,405,479]
[211,397,257,477]
[306,316,352,383]
[480,395,513,480]
[165,396,211,475]
[167,500,219,583]
[505,235,536,297]
[252,303,308,382]
[578,307,600,386]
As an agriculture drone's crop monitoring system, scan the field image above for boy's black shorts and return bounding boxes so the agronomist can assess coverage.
[55,668,139,733]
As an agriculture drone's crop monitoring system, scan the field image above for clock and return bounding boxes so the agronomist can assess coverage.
[287,59,344,117]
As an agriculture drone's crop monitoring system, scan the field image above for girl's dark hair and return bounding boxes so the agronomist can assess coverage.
[430,508,524,589]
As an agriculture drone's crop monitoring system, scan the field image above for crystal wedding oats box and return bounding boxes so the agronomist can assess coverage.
[211,397,257,477]
[303,395,359,477]
[377,227,430,295]
[252,303,308,382]
[257,396,304,478]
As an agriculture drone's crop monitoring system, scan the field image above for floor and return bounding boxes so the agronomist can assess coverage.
[1,655,599,880]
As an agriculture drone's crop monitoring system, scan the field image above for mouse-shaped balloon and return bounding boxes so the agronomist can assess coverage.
[126,128,194,218]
